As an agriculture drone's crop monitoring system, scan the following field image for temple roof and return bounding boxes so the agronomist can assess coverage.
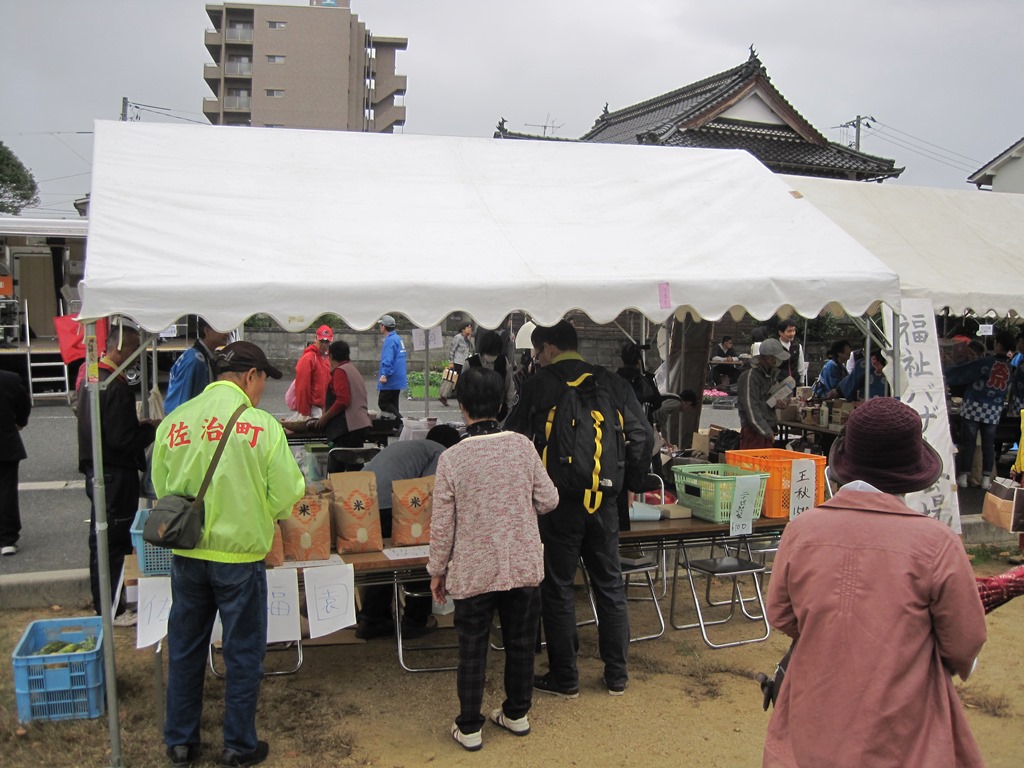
[495,50,903,182]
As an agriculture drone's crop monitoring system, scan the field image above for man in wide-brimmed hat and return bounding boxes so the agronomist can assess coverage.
[763,397,986,768]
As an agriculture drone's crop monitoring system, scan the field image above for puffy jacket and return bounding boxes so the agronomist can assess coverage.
[164,340,216,413]
[294,343,330,416]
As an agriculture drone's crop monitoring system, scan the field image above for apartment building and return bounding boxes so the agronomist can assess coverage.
[202,1,406,132]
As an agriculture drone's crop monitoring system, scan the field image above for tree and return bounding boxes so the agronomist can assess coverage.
[0,142,40,215]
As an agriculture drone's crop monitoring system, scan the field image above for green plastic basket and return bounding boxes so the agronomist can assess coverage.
[672,464,769,524]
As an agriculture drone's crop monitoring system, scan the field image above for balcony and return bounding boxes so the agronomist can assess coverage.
[204,29,222,60]
[203,63,222,85]
[202,98,221,123]
[224,95,252,111]
[225,27,253,43]
[224,61,253,77]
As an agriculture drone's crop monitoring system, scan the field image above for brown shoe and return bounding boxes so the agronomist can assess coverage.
[439,397,449,407]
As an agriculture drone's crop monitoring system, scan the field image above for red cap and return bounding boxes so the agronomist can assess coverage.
[316,325,334,342]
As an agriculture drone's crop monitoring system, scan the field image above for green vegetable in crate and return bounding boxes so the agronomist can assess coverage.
[34,641,68,656]
[57,643,82,653]
[80,636,97,651]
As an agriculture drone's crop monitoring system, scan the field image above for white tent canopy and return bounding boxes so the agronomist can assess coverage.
[79,121,899,331]
[782,175,1024,317]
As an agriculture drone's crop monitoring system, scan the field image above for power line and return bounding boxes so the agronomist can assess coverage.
[35,171,92,184]
[871,120,982,164]
[867,132,976,173]
[133,106,209,125]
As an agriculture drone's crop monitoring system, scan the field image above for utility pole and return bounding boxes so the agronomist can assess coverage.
[120,97,129,122]
[838,115,874,151]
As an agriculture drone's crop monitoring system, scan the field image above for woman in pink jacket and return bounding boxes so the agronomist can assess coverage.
[764,397,986,768]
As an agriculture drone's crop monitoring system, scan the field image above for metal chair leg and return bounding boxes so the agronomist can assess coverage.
[393,581,458,673]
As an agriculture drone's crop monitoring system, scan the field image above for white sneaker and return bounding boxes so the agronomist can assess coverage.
[112,610,138,628]
[451,722,482,751]
[0,545,17,556]
[489,708,530,736]
[981,476,992,491]
[956,473,968,489]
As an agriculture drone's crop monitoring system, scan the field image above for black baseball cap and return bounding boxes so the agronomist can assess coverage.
[215,341,283,379]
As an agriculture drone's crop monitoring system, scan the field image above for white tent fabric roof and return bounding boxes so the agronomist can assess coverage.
[80,121,900,332]
[782,175,1024,317]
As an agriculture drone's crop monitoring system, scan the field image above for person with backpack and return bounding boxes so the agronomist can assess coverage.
[462,330,517,423]
[616,341,662,425]
[506,320,654,698]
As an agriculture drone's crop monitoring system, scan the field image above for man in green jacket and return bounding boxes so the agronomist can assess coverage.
[152,341,304,768]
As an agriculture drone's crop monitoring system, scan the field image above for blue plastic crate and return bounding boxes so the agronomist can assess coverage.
[13,617,105,722]
[130,508,174,576]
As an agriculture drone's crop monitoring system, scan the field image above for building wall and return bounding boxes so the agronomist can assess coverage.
[204,2,405,132]
[992,157,1024,194]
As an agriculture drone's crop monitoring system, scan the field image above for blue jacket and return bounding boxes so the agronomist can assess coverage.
[838,359,889,401]
[378,330,408,391]
[812,359,846,399]
[164,341,216,413]
[944,354,1012,425]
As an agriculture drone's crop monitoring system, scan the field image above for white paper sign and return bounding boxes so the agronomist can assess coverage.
[789,459,818,519]
[729,474,761,537]
[136,576,173,649]
[265,567,301,644]
[302,563,357,638]
[884,299,962,532]
[383,545,431,560]
[411,326,444,352]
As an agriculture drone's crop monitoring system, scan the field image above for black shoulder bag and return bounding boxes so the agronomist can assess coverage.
[143,404,247,550]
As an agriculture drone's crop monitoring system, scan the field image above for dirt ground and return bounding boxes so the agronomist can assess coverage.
[1,552,1021,768]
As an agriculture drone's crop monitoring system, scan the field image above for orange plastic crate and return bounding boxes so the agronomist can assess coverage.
[724,448,827,518]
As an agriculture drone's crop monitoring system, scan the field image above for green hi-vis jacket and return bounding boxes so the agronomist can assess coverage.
[152,380,305,563]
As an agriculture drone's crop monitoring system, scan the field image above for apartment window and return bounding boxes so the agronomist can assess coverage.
[266,55,285,64]
[226,21,253,42]
[225,88,251,110]
[226,54,252,76]
[268,21,287,29]
[265,89,285,98]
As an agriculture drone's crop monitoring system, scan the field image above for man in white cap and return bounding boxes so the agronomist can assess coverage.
[737,337,789,449]
[377,315,407,419]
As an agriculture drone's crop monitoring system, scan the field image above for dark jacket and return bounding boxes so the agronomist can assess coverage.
[78,363,156,473]
[506,354,654,493]
[0,370,31,463]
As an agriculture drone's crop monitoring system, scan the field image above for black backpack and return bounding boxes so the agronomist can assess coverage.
[539,368,627,513]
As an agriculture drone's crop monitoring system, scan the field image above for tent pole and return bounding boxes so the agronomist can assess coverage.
[424,339,430,418]
[85,320,125,768]
[891,310,902,397]
[864,333,872,400]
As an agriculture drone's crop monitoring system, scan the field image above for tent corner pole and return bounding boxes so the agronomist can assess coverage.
[85,321,126,767]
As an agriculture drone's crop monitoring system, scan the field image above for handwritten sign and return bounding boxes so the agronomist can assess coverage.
[884,298,961,532]
[789,459,817,519]
[266,567,301,644]
[411,325,444,352]
[729,474,761,537]
[136,577,173,649]
[383,545,430,560]
[302,563,356,638]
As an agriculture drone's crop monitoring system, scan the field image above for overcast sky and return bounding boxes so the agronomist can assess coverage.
[2,0,1021,218]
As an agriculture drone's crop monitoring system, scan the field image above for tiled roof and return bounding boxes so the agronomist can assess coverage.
[664,119,902,179]
[574,50,900,180]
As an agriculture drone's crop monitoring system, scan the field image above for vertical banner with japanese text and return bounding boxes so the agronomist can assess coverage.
[884,298,961,532]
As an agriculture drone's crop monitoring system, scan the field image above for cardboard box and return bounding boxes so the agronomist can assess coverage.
[776,404,799,422]
[691,430,710,456]
[656,503,692,519]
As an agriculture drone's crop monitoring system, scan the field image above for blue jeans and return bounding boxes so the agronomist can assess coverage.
[165,557,268,754]
[538,498,629,689]
[960,419,998,475]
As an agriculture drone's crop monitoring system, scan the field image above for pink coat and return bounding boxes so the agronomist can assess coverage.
[764,489,986,768]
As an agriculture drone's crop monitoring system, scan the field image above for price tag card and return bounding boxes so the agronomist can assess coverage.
[788,459,818,519]
[729,474,761,537]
